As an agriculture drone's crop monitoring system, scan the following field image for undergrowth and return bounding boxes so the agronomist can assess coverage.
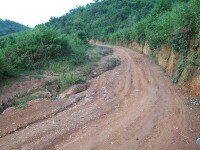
[186,98,200,108]
[45,46,114,92]
[103,57,120,70]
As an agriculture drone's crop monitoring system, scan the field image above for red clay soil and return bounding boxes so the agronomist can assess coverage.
[0,45,199,150]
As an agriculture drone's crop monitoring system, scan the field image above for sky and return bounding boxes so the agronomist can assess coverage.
[0,0,94,27]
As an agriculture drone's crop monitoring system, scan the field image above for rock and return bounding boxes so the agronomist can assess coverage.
[196,138,200,146]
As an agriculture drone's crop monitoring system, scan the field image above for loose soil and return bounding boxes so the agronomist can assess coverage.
[0,45,199,150]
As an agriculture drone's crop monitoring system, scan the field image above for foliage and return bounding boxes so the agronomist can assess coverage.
[47,0,157,41]
[168,31,190,55]
[46,46,109,91]
[1,25,72,70]
[183,50,199,81]
[58,73,85,90]
[14,95,42,108]
[103,57,120,70]
[0,25,87,79]
[1,0,199,84]
[172,55,186,83]
[0,19,29,36]
[186,98,200,107]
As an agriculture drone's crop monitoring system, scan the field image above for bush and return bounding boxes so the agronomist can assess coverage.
[0,25,72,70]
[58,73,85,90]
[0,49,14,79]
[146,11,183,50]
[104,57,120,70]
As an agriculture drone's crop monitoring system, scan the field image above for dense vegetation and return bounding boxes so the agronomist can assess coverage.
[0,19,29,36]
[0,0,199,83]
[109,0,200,50]
[47,0,200,44]
[48,0,199,83]
[47,0,158,41]
[0,25,88,79]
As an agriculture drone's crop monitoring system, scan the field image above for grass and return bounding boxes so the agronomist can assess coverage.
[58,73,85,90]
[45,46,112,91]
[13,89,43,108]
[15,89,36,99]
[14,95,43,108]
[103,57,120,70]
[47,60,72,73]
[186,98,200,108]
[29,74,45,79]
[3,46,116,109]
[0,90,4,95]
[98,47,113,56]
[0,70,44,87]
[0,77,27,87]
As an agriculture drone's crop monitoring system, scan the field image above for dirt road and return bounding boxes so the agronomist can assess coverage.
[0,45,199,150]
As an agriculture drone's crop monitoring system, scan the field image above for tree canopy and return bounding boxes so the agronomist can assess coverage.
[0,19,29,36]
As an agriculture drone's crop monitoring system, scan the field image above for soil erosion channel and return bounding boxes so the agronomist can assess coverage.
[0,45,198,150]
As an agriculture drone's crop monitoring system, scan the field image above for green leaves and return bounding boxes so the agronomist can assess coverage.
[0,25,72,70]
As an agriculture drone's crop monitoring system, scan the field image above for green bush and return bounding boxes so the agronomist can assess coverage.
[0,25,72,70]
[0,49,14,79]
[58,73,85,90]
[168,31,190,55]
[0,25,90,80]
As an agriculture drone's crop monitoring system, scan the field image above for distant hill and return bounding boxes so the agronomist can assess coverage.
[0,19,29,36]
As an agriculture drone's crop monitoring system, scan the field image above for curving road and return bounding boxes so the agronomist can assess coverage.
[0,45,198,150]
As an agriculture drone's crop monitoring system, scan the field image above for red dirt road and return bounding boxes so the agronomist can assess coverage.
[0,45,199,150]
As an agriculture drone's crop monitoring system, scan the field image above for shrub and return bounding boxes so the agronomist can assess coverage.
[103,57,120,70]
[0,49,14,79]
[58,73,85,90]
[0,25,72,70]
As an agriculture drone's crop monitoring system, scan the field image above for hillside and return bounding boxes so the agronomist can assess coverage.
[48,0,200,95]
[0,0,199,149]
[0,19,29,36]
[47,0,157,40]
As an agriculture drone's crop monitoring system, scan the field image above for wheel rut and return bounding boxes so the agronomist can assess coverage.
[0,45,198,150]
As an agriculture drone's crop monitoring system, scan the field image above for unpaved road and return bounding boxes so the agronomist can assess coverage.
[0,45,199,150]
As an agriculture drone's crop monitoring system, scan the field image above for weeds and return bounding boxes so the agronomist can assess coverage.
[14,95,43,108]
[58,73,85,90]
[29,74,45,79]
[0,90,4,95]
[15,89,35,99]
[46,46,112,91]
[98,47,113,56]
[164,50,171,62]
[172,55,186,83]
[104,57,120,70]
[186,98,200,108]
[13,89,42,108]
[47,60,72,73]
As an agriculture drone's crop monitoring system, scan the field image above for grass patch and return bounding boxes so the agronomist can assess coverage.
[58,73,85,90]
[98,47,113,56]
[103,57,120,70]
[44,78,59,86]
[14,95,43,108]
[44,46,112,91]
[15,89,36,99]
[13,89,42,108]
[0,77,28,87]
[186,98,200,108]
[47,60,72,73]
[0,90,4,95]
[29,74,45,79]
[0,70,44,87]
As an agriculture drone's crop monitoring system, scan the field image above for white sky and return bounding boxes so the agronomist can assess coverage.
[0,0,94,27]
